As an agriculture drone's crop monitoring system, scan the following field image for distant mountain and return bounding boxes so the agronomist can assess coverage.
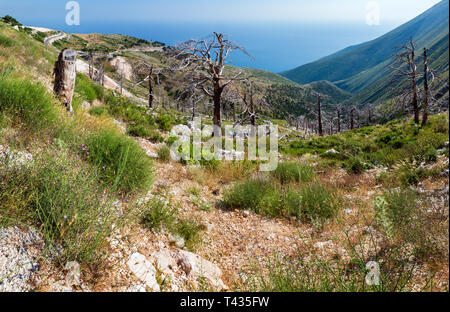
[281,0,449,104]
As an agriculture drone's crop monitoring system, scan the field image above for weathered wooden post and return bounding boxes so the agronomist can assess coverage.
[54,49,77,113]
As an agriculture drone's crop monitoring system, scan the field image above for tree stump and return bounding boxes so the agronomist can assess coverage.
[54,49,77,113]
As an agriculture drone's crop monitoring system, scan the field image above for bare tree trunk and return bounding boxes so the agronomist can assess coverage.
[350,108,355,130]
[101,59,106,87]
[148,66,154,109]
[88,51,94,80]
[337,108,341,133]
[422,47,429,127]
[53,49,77,113]
[409,39,420,125]
[249,83,256,126]
[213,81,223,127]
[191,97,196,121]
[317,95,323,136]
[367,108,373,125]
[232,102,236,124]
[120,65,124,96]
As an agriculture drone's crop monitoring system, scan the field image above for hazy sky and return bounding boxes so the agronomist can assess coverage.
[0,0,442,24]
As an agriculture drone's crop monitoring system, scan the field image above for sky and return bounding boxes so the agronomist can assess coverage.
[0,0,444,71]
[0,0,442,24]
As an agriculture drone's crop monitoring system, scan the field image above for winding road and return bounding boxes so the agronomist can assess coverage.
[44,32,68,47]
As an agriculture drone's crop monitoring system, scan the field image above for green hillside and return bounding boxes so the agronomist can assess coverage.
[305,80,352,103]
[281,0,449,99]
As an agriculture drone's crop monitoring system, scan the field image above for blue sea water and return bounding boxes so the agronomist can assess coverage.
[24,20,398,73]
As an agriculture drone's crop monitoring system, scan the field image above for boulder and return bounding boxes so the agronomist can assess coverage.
[175,249,227,291]
[127,252,160,292]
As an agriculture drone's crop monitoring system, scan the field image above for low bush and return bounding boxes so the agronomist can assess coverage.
[286,183,341,225]
[344,157,365,174]
[88,106,107,116]
[174,219,205,250]
[0,34,14,47]
[127,123,152,138]
[375,190,416,238]
[75,73,104,102]
[0,151,117,265]
[223,179,279,215]
[224,179,340,224]
[271,162,316,184]
[0,78,57,130]
[157,144,171,162]
[374,189,443,260]
[157,114,173,131]
[140,198,204,251]
[84,129,153,194]
[240,249,420,292]
[141,198,175,230]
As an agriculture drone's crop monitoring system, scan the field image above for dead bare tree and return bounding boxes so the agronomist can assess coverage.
[133,62,162,109]
[53,49,77,113]
[175,87,206,121]
[317,95,323,136]
[389,38,420,124]
[421,47,434,127]
[231,80,268,126]
[349,106,357,130]
[88,50,94,80]
[175,33,251,127]
[363,103,376,126]
[335,104,343,133]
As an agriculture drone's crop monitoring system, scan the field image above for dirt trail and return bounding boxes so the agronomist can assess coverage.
[154,162,307,283]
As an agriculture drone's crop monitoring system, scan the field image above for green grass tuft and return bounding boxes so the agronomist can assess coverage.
[84,129,153,194]
[0,78,57,130]
[271,162,316,184]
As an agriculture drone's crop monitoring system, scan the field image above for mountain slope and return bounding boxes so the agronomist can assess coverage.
[305,80,352,103]
[281,0,449,96]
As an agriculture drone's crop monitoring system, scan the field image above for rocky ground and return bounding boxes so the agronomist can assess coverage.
[1,140,448,293]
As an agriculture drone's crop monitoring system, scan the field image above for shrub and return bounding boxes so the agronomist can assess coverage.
[191,196,213,211]
[271,162,315,184]
[0,61,15,80]
[223,179,279,215]
[84,129,153,194]
[0,34,14,47]
[424,147,437,163]
[140,198,204,251]
[157,114,173,131]
[157,144,171,162]
[0,78,56,130]
[345,157,365,174]
[286,183,341,225]
[128,123,164,143]
[375,189,416,238]
[75,73,104,102]
[141,198,175,230]
[174,219,205,250]
[240,249,420,292]
[199,149,221,171]
[127,123,152,138]
[0,151,117,265]
[88,106,107,116]
[376,189,447,261]
[148,129,165,143]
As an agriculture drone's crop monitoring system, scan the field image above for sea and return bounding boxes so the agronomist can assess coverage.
[23,20,398,73]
